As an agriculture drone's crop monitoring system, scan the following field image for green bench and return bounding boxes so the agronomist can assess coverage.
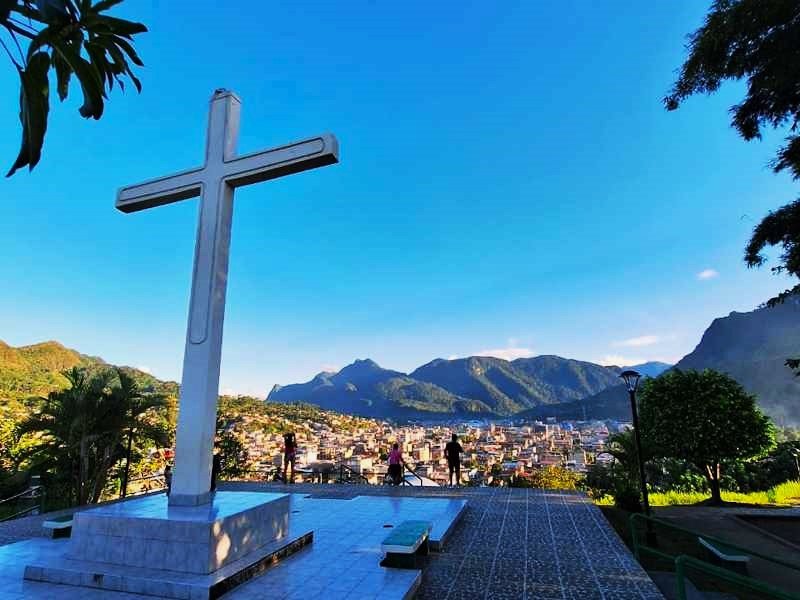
[698,536,750,575]
[42,514,73,539]
[380,520,432,569]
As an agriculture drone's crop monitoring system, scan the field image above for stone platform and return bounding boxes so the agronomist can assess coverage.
[24,491,311,599]
[0,485,664,599]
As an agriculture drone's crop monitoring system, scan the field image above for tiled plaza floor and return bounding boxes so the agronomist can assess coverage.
[0,483,663,599]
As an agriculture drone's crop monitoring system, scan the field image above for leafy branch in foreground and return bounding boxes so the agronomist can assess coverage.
[665,0,800,179]
[745,198,800,305]
[1,0,147,176]
[667,1,800,316]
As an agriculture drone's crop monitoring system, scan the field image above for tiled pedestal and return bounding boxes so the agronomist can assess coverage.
[24,491,312,599]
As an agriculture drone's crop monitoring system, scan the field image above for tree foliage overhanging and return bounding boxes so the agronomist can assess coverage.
[665,0,800,179]
[0,0,146,176]
[667,0,800,370]
[745,198,800,306]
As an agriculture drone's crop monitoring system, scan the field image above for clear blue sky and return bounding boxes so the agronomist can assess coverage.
[0,1,795,396]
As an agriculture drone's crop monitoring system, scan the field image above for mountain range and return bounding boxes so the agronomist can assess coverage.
[268,354,670,420]
[675,299,800,427]
[269,303,800,424]
[3,301,797,425]
[0,340,176,403]
[514,302,800,425]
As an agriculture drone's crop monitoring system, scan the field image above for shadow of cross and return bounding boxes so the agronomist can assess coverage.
[116,89,339,507]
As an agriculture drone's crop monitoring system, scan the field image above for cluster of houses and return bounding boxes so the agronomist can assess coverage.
[226,412,631,486]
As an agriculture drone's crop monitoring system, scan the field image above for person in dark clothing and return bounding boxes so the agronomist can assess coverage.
[444,433,464,486]
[283,431,297,483]
[164,464,172,497]
[210,453,222,492]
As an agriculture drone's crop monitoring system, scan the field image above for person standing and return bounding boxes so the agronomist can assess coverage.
[210,452,222,492]
[164,464,172,497]
[387,443,406,486]
[283,431,297,484]
[445,433,464,486]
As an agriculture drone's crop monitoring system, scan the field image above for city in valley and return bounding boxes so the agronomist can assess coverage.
[214,405,625,487]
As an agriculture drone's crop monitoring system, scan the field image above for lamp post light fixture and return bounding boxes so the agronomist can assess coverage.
[620,369,651,517]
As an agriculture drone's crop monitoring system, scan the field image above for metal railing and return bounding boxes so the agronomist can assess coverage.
[335,462,370,485]
[0,485,43,522]
[382,463,425,486]
[676,555,799,600]
[629,513,800,600]
[400,464,424,486]
[122,474,166,497]
[629,513,800,572]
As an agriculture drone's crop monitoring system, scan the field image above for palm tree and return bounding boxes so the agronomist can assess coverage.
[116,368,169,498]
[19,367,168,506]
[607,431,639,477]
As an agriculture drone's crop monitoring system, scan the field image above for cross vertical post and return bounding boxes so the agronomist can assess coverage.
[169,92,238,506]
[115,90,338,506]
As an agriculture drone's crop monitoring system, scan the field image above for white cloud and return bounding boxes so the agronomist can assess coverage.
[597,354,646,367]
[613,335,660,348]
[475,346,535,361]
[136,365,152,374]
[696,268,719,281]
[320,364,340,373]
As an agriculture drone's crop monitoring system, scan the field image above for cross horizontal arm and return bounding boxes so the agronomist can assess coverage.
[223,134,338,188]
[116,167,204,214]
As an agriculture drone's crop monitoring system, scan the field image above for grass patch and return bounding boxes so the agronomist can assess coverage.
[595,480,800,508]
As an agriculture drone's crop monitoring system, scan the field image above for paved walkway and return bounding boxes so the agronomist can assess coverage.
[0,483,663,599]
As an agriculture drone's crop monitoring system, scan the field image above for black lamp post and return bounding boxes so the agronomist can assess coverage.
[620,369,651,517]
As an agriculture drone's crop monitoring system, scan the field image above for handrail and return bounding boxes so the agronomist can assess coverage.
[401,464,424,486]
[675,554,800,600]
[124,474,165,497]
[629,513,800,573]
[0,485,42,506]
[0,484,42,523]
[0,505,40,523]
[127,474,163,484]
[336,462,370,484]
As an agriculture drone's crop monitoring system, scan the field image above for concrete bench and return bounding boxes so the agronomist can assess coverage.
[698,537,750,575]
[42,514,73,539]
[380,520,432,569]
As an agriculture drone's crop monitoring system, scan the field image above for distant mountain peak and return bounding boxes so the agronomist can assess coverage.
[624,361,672,378]
[337,358,383,374]
[676,301,800,425]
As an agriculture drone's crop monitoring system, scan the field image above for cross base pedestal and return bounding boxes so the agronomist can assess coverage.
[24,492,312,600]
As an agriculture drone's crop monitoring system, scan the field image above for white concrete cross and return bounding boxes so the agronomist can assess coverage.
[117,89,339,506]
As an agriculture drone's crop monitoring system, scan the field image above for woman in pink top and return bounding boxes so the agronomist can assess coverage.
[387,443,405,486]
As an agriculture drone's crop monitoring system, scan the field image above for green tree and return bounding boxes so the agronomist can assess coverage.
[1,0,146,175]
[215,413,250,480]
[639,369,775,504]
[666,1,800,310]
[585,431,652,511]
[18,366,167,505]
[115,369,170,497]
